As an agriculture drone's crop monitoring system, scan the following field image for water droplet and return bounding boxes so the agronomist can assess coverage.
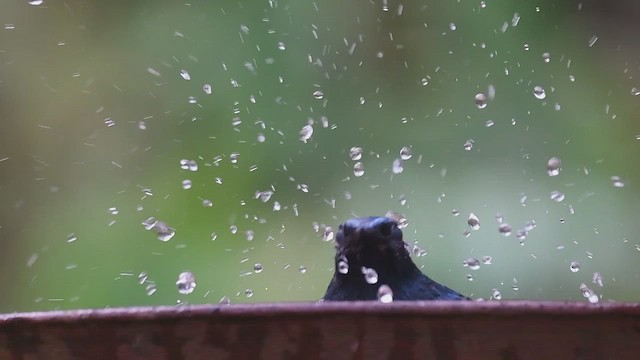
[498,223,512,236]
[463,139,474,151]
[273,201,281,211]
[176,271,196,295]
[180,69,191,80]
[230,225,238,234]
[491,289,502,300]
[524,219,536,231]
[570,261,580,273]
[463,257,481,270]
[277,41,286,50]
[480,1,487,9]
[297,184,309,193]
[542,52,551,63]
[349,147,363,161]
[632,87,640,96]
[142,217,176,241]
[323,227,335,241]
[257,133,266,143]
[353,162,365,177]
[145,284,157,296]
[299,124,314,143]
[108,207,119,215]
[611,176,625,188]
[399,146,412,160]
[449,23,457,31]
[475,93,487,109]
[255,190,273,202]
[67,233,78,243]
[377,284,394,303]
[482,256,492,264]
[468,213,480,230]
[399,195,407,206]
[219,296,231,305]
[229,152,240,164]
[312,90,324,100]
[463,230,471,238]
[253,263,263,273]
[299,265,307,274]
[392,158,404,174]
[138,272,148,284]
[547,157,561,176]
[495,213,504,223]
[550,191,565,202]
[362,267,379,284]
[244,289,254,298]
[29,0,44,5]
[580,283,599,303]
[210,232,218,241]
[466,274,474,281]
[592,272,603,287]
[179,159,198,171]
[452,209,460,216]
[245,230,255,241]
[485,120,494,127]
[533,86,546,99]
[385,211,408,229]
[214,177,223,184]
[338,258,349,274]
[182,179,192,189]
[412,244,427,257]
[203,84,212,94]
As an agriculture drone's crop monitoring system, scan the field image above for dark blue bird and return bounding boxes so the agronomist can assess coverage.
[323,216,470,301]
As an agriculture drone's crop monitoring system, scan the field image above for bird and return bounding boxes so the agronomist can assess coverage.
[323,216,470,301]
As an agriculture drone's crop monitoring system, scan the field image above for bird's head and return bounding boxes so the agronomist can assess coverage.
[335,216,410,270]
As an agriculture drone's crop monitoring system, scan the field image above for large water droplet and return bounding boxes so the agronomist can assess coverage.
[254,263,263,273]
[176,272,196,295]
[353,162,365,177]
[145,284,157,296]
[323,226,335,241]
[463,257,481,270]
[255,190,273,202]
[468,213,480,230]
[550,191,565,202]
[362,267,379,284]
[338,257,349,274]
[349,147,363,161]
[547,157,561,176]
[377,284,394,303]
[533,86,546,99]
[592,272,604,287]
[570,261,581,273]
[299,124,314,143]
[399,146,412,160]
[392,159,404,174]
[611,176,625,188]
[498,223,512,236]
[475,93,487,109]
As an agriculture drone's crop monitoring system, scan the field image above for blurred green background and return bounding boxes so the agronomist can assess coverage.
[1,0,639,312]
